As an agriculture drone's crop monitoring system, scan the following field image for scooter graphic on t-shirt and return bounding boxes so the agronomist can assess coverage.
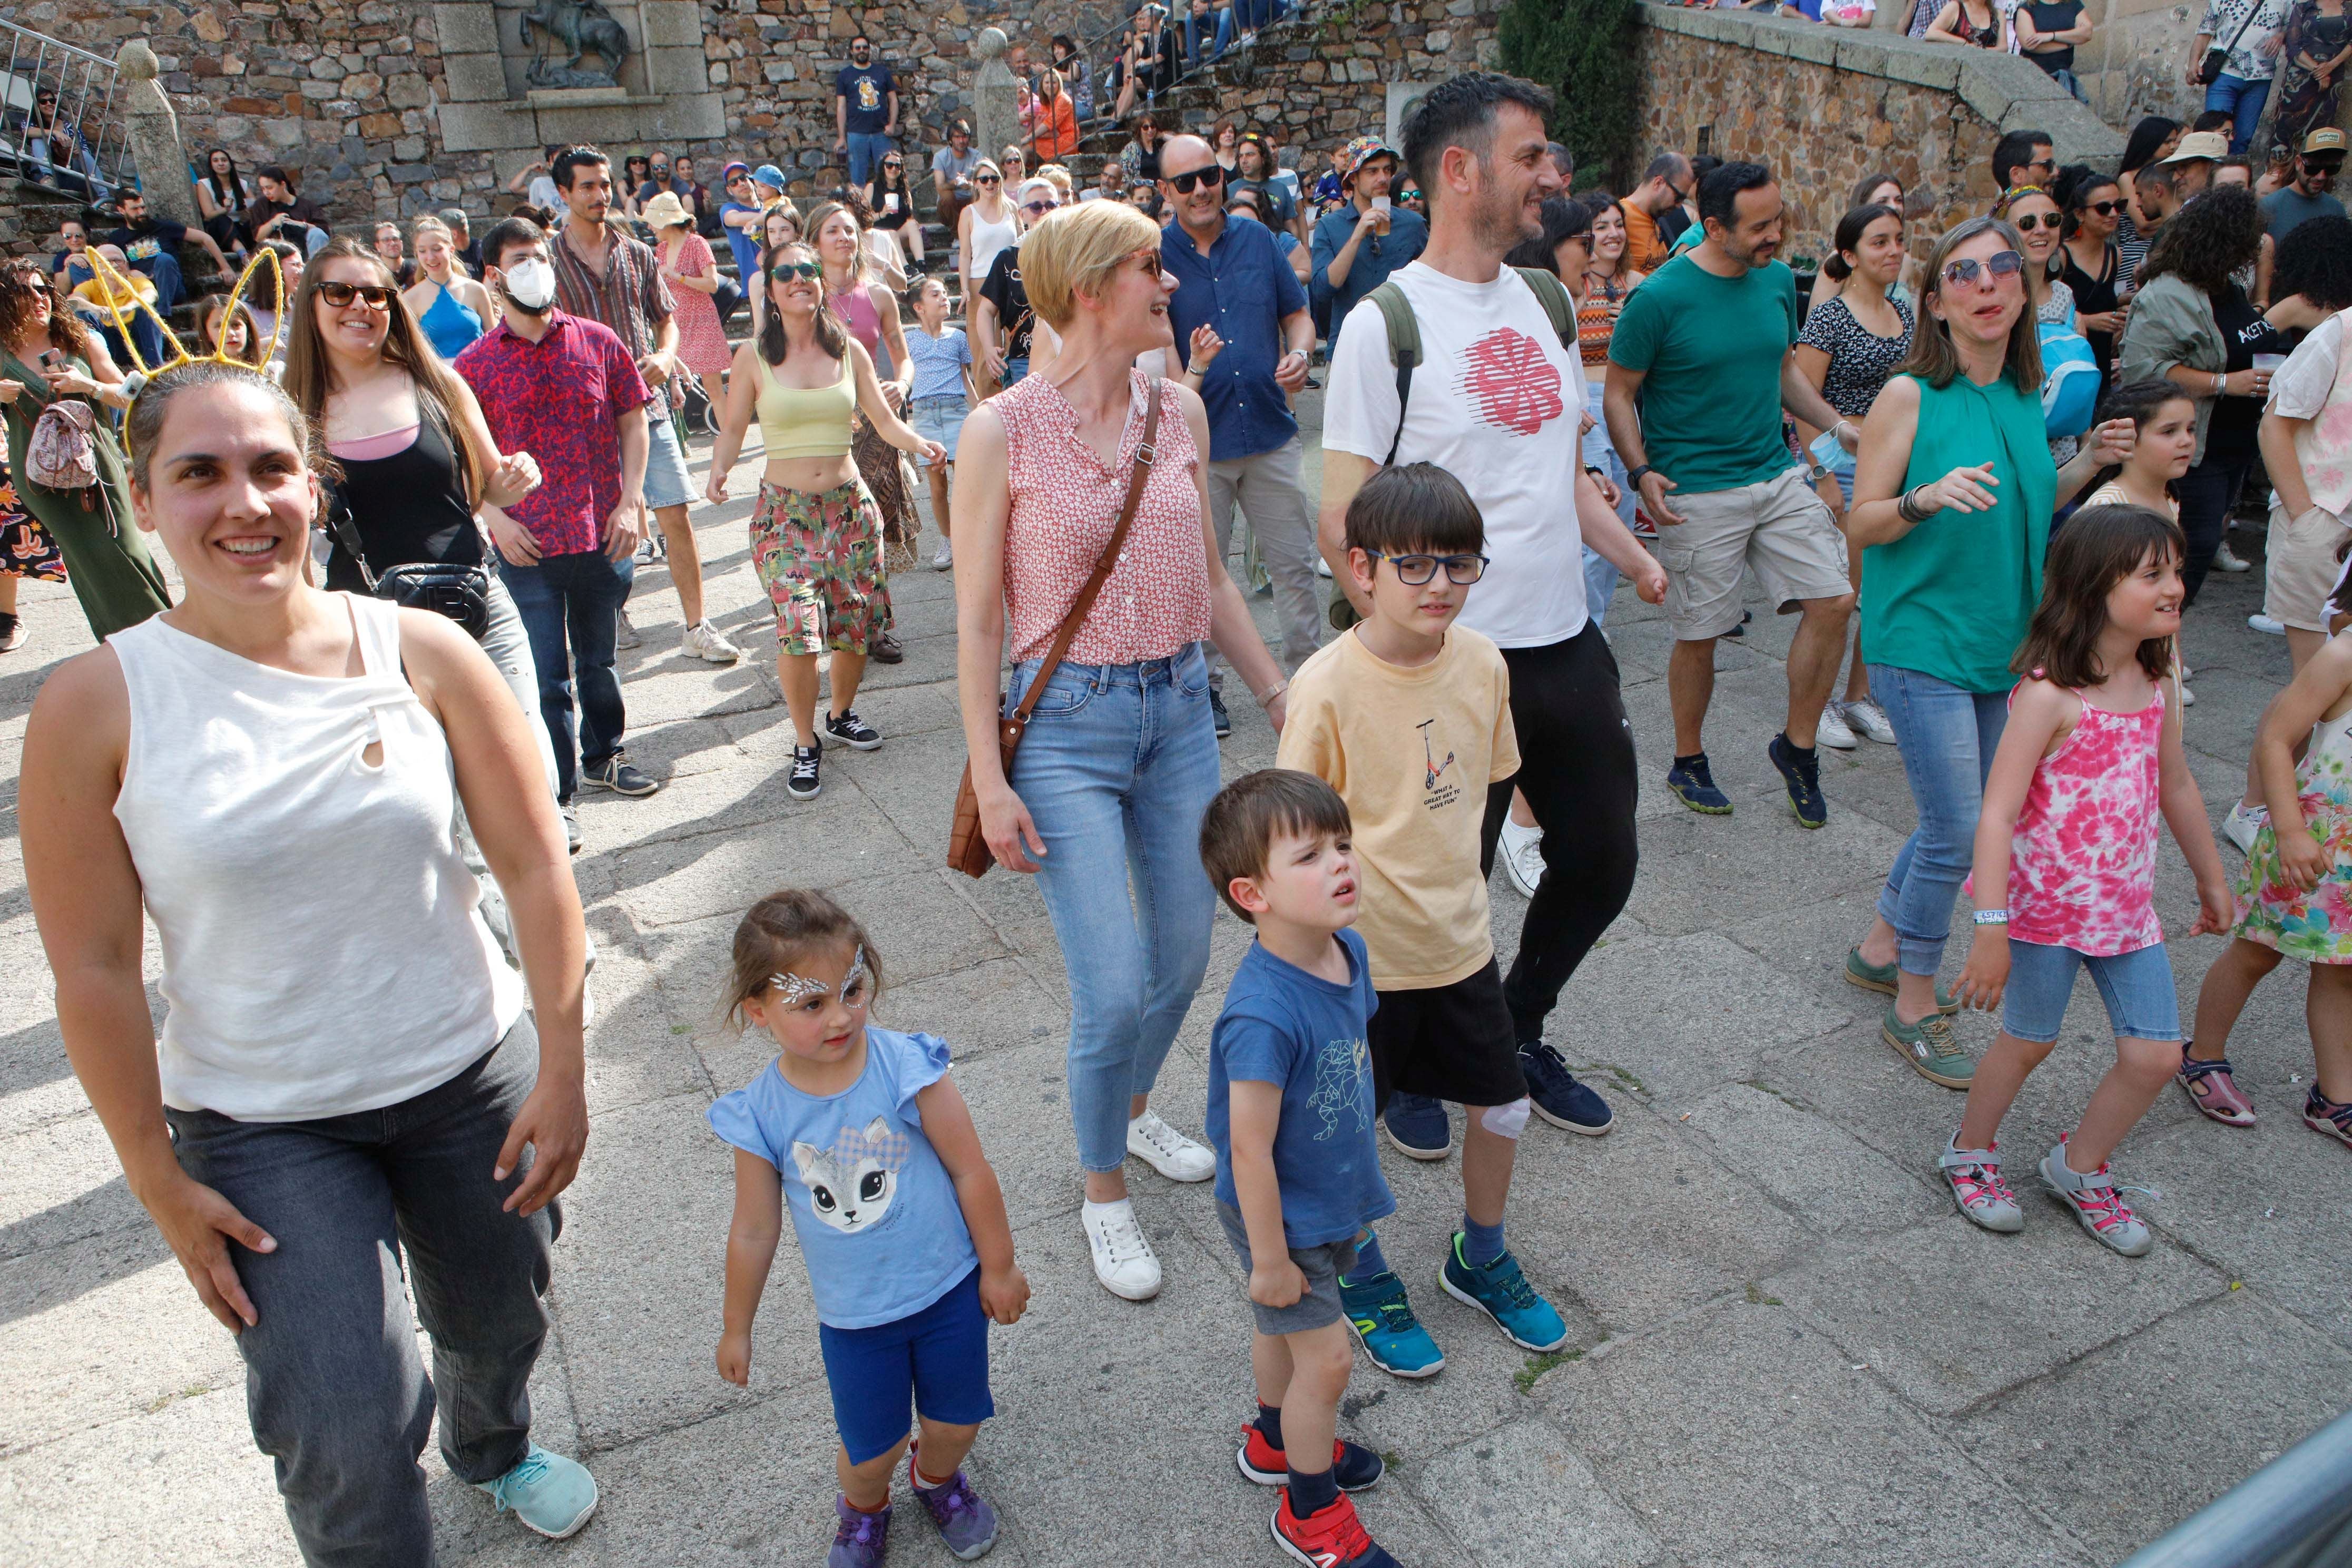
[1420,719,1456,792]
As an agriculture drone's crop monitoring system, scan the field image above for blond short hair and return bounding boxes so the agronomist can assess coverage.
[1021,198,1161,330]
[1036,162,1073,198]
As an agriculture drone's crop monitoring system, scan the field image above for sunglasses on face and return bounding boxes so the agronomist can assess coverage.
[769,260,822,281]
[1941,250,2025,289]
[976,174,1002,185]
[883,159,903,168]
[1165,163,1224,193]
[1022,199,1055,214]
[317,279,397,310]
[2008,212,2060,232]
[2309,158,2346,174]
[2081,199,2121,216]
[1130,249,1164,277]
[1366,550,1488,585]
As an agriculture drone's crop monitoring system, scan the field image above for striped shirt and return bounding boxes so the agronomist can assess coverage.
[551,223,678,419]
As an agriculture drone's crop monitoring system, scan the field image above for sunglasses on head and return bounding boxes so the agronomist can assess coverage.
[770,259,822,281]
[1165,163,1224,193]
[1365,550,1489,586]
[317,279,397,310]
[1941,250,2025,288]
[2008,212,2060,232]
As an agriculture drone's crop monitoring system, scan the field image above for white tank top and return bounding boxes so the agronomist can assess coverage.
[109,594,525,1121]
[967,203,1017,286]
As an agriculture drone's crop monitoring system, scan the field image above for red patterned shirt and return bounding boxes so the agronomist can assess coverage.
[454,311,649,557]
[998,370,1212,665]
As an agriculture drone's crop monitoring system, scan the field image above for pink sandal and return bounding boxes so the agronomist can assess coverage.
[2177,1043,2256,1126]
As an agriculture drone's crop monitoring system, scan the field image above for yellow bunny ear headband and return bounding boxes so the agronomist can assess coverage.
[83,244,286,385]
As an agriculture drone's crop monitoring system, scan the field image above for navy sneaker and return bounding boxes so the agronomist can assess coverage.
[1518,1040,1615,1134]
[1210,687,1233,739]
[1665,753,1733,815]
[1380,1093,1452,1160]
[1768,732,1827,829]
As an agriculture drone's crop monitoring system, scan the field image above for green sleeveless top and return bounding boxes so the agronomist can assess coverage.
[1859,370,2056,694]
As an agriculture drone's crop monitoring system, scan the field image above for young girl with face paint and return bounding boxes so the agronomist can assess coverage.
[708,888,1027,1568]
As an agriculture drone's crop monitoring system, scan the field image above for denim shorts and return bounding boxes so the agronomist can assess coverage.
[642,411,695,511]
[1215,1200,1358,1336]
[816,1266,994,1464]
[908,394,969,463]
[2001,939,2182,1045]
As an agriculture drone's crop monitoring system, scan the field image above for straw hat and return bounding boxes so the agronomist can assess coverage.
[641,190,693,230]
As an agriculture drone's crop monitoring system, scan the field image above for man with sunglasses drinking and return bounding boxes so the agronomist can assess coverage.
[1157,135,1323,736]
[1310,135,1427,353]
[1620,152,1692,273]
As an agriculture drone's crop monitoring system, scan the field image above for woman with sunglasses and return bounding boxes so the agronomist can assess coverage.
[1840,218,2133,1085]
[2059,165,2129,384]
[863,149,926,272]
[959,160,1020,327]
[808,201,922,579]
[621,153,653,221]
[705,242,943,800]
[952,200,1289,1301]
[0,261,169,640]
[1993,184,2084,462]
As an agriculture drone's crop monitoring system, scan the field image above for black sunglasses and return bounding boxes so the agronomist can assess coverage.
[1941,250,2025,288]
[1164,163,1224,193]
[317,279,397,309]
[2081,199,2121,216]
[1365,551,1489,586]
[769,259,822,281]
[1022,198,1055,214]
[975,174,1002,185]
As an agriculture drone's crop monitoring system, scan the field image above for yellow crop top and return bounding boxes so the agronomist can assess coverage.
[755,355,855,459]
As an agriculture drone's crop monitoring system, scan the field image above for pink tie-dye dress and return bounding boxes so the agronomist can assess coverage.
[2003,682,2169,956]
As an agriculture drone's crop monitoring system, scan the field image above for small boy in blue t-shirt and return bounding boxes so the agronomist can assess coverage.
[903,275,974,571]
[1200,769,1400,1568]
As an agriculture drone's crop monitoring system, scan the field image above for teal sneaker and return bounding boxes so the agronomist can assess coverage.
[477,1444,599,1539]
[1881,1004,1975,1089]
[1437,1233,1570,1352]
[1843,948,1959,1015]
[1338,1269,1445,1379]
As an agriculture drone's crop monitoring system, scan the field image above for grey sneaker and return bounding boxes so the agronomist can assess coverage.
[2037,1136,2154,1256]
[1937,1135,2023,1232]
[1882,1005,1974,1088]
[581,750,659,796]
[909,1451,999,1561]
[614,608,642,649]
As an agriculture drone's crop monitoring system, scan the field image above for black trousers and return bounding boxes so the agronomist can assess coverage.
[1478,621,1642,1044]
[2174,453,2251,605]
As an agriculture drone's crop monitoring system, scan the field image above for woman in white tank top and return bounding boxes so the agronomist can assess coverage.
[959,158,1021,312]
[19,362,601,1558]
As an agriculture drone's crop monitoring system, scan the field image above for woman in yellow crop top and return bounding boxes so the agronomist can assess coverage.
[708,242,946,798]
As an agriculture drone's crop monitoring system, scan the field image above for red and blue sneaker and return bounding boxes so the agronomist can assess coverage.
[1272,1491,1399,1568]
[1237,1421,1385,1491]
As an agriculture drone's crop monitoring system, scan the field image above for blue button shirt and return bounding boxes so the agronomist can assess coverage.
[1310,204,1428,355]
[1162,213,1310,463]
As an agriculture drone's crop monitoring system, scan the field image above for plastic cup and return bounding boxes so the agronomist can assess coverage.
[2253,352,2286,374]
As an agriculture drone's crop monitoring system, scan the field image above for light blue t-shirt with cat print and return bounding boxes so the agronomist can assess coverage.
[1207,927,1396,1250]
[708,1027,979,1330]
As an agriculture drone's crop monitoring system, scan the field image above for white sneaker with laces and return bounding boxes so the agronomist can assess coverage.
[1081,1198,1162,1300]
[682,619,743,664]
[1498,816,1544,899]
[2223,799,2269,855]
[2213,541,2252,573]
[1841,696,1898,745]
[933,541,954,570]
[2250,612,2287,635]
[1127,1110,1215,1181]
[1816,702,1857,750]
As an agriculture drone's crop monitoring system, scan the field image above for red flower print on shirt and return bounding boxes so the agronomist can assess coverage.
[1454,327,1565,436]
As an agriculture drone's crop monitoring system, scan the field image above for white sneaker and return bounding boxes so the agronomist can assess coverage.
[614,609,642,650]
[2249,612,2288,635]
[2223,799,2268,855]
[1314,554,1332,578]
[2214,542,2252,573]
[1817,702,1858,750]
[1498,815,1544,899]
[933,541,954,570]
[1081,1199,1162,1300]
[681,619,742,664]
[1126,1110,1215,1181]
[2180,682,2197,706]
[1842,696,1898,745]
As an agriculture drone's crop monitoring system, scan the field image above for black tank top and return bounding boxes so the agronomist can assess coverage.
[324,407,484,593]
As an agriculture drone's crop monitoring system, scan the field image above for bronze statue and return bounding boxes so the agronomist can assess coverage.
[519,0,632,89]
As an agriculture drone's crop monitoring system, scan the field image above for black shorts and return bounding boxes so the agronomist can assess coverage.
[1367,960,1527,1109]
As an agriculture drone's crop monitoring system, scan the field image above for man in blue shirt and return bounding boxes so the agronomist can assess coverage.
[833,35,899,189]
[1309,135,1428,354]
[1160,133,1322,737]
[716,161,763,283]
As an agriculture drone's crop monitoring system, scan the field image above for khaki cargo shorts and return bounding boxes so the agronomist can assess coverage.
[2265,500,2352,633]
[1655,465,1851,641]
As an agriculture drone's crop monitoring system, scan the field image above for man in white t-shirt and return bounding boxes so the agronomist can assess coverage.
[1318,71,1665,1144]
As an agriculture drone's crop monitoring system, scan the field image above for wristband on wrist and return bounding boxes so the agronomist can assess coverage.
[1897,484,1933,524]
[1256,678,1288,710]
[1972,908,2011,925]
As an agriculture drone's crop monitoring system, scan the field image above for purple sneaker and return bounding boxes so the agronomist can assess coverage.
[828,1496,891,1567]
[912,1461,1000,1560]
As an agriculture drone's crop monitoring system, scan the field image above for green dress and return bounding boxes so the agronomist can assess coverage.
[2,346,171,640]
[1859,369,2057,694]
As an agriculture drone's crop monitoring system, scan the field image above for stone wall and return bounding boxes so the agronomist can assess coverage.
[1635,4,2123,260]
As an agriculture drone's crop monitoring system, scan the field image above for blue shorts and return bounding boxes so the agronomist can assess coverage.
[643,411,695,512]
[908,394,969,464]
[2001,939,2182,1045]
[817,1267,994,1464]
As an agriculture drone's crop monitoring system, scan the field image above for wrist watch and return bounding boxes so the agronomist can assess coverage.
[1625,463,1654,486]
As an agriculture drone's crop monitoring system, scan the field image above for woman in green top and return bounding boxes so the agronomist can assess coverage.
[1838,218,2131,1087]
[0,262,170,641]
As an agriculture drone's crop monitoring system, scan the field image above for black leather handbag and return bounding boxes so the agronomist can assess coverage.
[325,503,493,641]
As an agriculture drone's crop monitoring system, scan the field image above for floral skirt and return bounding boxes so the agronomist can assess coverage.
[851,410,919,574]
[0,471,64,582]
[2233,797,2352,964]
[748,478,894,657]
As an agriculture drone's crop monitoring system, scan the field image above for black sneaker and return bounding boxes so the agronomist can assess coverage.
[0,611,21,652]
[1380,1093,1453,1160]
[869,631,905,666]
[787,744,822,800]
[1768,732,1827,829]
[823,709,884,750]
[581,750,659,797]
[1209,688,1232,738]
[1517,1040,1615,1134]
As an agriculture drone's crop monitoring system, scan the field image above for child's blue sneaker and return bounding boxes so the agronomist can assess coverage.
[1338,1269,1445,1378]
[829,1496,892,1567]
[1438,1232,1570,1352]
[475,1443,599,1539]
[910,1460,999,1560]
[1380,1093,1453,1159]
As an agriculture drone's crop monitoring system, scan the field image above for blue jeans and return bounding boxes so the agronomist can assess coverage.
[2002,940,2183,1044]
[2204,72,2272,154]
[1581,377,1636,628]
[1868,663,2010,977]
[1003,644,1224,1172]
[164,1020,556,1565]
[498,547,634,803]
[847,131,894,188]
[132,249,185,315]
[1003,355,1030,387]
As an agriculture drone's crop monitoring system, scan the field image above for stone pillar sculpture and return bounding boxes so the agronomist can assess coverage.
[116,41,200,231]
[973,28,1020,175]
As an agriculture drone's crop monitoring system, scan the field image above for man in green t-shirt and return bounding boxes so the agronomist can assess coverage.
[1604,162,1857,830]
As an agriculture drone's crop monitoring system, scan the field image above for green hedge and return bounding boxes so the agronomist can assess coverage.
[1497,0,1642,192]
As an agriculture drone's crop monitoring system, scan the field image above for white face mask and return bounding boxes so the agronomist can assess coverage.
[501,257,557,310]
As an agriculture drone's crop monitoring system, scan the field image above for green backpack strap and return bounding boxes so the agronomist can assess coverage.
[1367,279,1420,468]
[1512,265,1579,354]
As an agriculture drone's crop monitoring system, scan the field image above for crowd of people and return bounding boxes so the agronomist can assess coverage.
[16,32,2352,1568]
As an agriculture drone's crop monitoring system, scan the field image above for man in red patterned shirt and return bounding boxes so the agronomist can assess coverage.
[457,215,661,847]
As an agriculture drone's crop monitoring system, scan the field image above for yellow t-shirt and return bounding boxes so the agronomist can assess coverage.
[1276,625,1520,991]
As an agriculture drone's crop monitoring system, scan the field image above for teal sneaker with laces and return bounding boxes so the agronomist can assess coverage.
[476,1443,599,1539]
[1338,1268,1445,1379]
[1438,1232,1570,1352]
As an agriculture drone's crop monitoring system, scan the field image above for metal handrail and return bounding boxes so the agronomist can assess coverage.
[2115,1407,2352,1568]
[1021,0,1314,146]
[0,17,129,201]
